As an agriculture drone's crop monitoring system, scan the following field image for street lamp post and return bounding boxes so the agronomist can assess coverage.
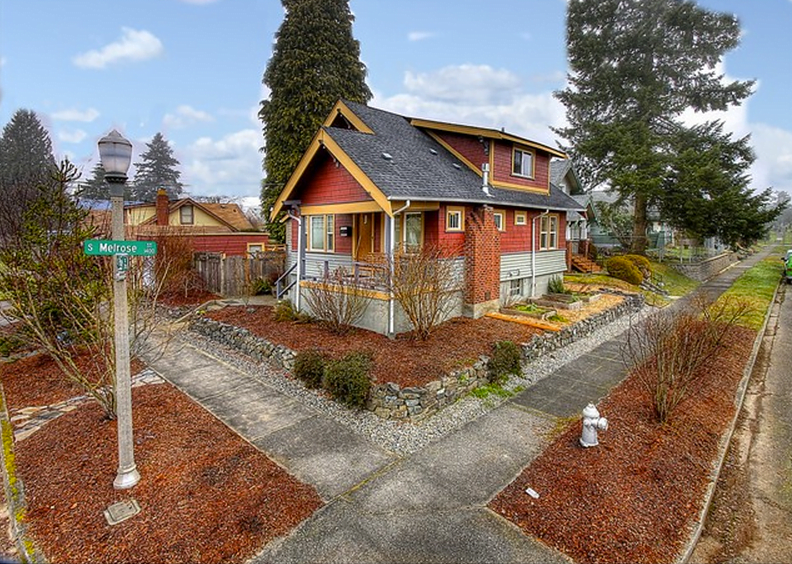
[98,130,140,490]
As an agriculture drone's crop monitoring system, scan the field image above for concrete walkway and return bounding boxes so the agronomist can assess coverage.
[144,247,774,564]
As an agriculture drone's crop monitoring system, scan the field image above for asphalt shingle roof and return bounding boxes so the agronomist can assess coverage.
[327,101,584,213]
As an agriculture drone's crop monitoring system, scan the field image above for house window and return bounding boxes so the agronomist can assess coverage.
[514,211,527,226]
[509,278,522,298]
[180,205,194,225]
[540,214,559,250]
[309,215,335,252]
[512,148,535,178]
[404,212,423,249]
[446,206,464,232]
[493,210,505,232]
[247,243,263,256]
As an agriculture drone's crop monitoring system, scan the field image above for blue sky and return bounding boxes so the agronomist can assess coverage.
[1,0,791,210]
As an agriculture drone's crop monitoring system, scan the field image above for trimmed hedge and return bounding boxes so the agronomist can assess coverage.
[624,254,652,277]
[487,341,522,384]
[606,256,644,286]
[293,349,326,389]
[322,351,373,408]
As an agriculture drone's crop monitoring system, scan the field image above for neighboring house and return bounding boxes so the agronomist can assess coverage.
[550,159,599,272]
[123,190,272,256]
[270,100,584,336]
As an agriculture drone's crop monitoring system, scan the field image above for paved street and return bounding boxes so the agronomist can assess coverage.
[142,247,775,564]
[692,269,792,562]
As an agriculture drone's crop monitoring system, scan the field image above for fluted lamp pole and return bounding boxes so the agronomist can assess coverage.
[98,129,140,489]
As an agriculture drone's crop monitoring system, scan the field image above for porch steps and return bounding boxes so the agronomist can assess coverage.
[570,254,602,274]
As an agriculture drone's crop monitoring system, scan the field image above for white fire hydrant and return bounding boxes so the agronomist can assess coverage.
[580,403,608,448]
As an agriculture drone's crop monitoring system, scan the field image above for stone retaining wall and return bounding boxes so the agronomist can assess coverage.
[670,252,739,282]
[189,292,644,421]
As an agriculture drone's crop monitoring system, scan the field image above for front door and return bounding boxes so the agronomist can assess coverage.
[355,213,373,261]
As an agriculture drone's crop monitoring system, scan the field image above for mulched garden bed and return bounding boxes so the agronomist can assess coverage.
[489,324,756,564]
[1,352,323,564]
[205,306,545,389]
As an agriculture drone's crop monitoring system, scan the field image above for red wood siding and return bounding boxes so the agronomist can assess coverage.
[433,206,465,256]
[433,131,488,170]
[299,153,373,205]
[336,214,353,255]
[190,234,271,256]
[491,141,550,191]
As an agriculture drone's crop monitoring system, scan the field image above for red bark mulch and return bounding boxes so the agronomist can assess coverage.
[1,353,323,564]
[489,325,756,564]
[206,306,545,389]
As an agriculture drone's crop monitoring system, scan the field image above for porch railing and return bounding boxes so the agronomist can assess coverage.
[275,262,297,300]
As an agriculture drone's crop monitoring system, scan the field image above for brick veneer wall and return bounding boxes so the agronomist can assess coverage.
[464,206,501,308]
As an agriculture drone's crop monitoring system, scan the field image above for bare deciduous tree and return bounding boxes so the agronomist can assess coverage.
[623,295,753,423]
[0,161,181,419]
[382,244,463,340]
[302,267,371,335]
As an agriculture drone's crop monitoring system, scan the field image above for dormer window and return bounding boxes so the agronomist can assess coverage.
[180,205,194,225]
[512,147,535,179]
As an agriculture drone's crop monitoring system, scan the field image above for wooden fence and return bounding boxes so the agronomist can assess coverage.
[193,251,285,297]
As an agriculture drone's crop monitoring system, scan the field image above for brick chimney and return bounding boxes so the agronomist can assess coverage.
[156,189,169,226]
[463,205,501,318]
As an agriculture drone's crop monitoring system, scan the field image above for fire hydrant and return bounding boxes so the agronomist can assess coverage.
[580,403,608,448]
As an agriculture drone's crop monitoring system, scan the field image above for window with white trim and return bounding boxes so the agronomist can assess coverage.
[512,148,534,178]
[540,214,559,250]
[404,212,422,249]
[514,211,527,226]
[493,210,505,232]
[308,215,335,252]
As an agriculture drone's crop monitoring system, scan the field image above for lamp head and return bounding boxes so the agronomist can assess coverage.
[98,129,132,183]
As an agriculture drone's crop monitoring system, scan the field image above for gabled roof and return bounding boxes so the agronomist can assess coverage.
[133,198,254,231]
[271,100,584,218]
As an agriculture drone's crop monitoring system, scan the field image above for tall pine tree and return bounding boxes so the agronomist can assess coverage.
[78,163,109,200]
[0,109,58,242]
[259,0,372,241]
[554,0,755,253]
[131,132,184,202]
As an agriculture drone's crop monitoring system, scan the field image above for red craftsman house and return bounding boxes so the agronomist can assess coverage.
[270,100,584,336]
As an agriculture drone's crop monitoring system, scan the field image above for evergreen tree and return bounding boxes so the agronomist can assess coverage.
[78,163,109,201]
[554,0,755,253]
[131,132,184,202]
[259,0,372,241]
[663,121,783,247]
[0,109,58,242]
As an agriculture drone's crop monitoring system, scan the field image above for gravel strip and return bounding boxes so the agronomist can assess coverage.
[174,305,653,457]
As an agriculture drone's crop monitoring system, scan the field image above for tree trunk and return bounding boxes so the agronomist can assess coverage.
[631,192,649,254]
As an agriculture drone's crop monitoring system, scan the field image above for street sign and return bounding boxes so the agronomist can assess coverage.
[84,239,157,257]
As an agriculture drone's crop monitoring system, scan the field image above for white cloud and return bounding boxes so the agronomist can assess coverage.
[51,108,100,122]
[408,31,435,42]
[403,64,523,106]
[751,124,792,194]
[374,64,565,147]
[181,129,262,198]
[163,105,214,129]
[73,28,163,69]
[58,129,87,144]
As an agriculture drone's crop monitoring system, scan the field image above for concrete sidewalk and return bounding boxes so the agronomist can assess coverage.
[145,247,774,564]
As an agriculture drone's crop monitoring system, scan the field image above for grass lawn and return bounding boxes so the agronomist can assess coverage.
[714,249,784,331]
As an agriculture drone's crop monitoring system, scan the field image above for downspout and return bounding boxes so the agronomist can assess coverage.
[287,210,303,311]
[531,209,550,298]
[388,200,411,335]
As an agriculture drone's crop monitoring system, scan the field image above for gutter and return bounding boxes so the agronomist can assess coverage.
[287,210,303,311]
[388,200,411,336]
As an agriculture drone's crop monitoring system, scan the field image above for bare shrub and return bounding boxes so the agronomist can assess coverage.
[623,295,753,423]
[383,244,463,340]
[302,267,371,335]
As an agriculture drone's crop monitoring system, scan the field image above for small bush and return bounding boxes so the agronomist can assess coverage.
[606,256,644,286]
[252,277,272,296]
[487,340,522,384]
[293,349,326,389]
[0,334,25,357]
[624,254,652,277]
[322,351,373,408]
[548,275,567,294]
[273,299,297,322]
